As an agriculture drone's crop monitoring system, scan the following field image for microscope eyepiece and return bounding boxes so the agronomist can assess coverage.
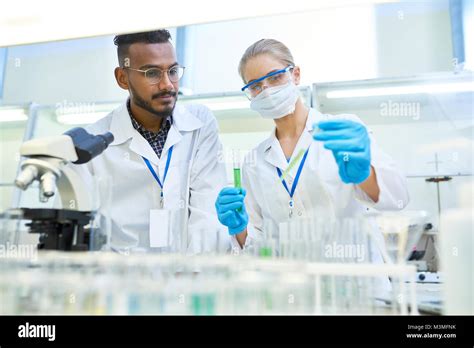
[63,128,115,164]
[98,132,114,147]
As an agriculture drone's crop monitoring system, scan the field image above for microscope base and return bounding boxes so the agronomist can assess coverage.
[21,208,92,251]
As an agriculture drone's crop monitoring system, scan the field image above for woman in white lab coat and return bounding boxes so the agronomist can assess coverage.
[215,39,409,267]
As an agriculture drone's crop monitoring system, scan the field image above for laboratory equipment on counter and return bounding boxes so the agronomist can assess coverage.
[13,127,114,251]
[440,181,473,315]
[416,271,441,283]
[0,251,418,315]
[249,216,376,263]
[373,211,430,264]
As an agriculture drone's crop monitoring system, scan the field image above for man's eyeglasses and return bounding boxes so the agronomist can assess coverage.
[125,65,185,85]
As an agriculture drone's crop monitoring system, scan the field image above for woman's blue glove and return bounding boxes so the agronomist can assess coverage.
[313,119,371,184]
[215,187,248,235]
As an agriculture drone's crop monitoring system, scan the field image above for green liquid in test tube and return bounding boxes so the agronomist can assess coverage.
[259,247,272,257]
[233,150,242,212]
[233,168,241,189]
[259,229,272,258]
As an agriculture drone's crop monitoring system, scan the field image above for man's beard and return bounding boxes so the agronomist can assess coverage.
[130,83,177,118]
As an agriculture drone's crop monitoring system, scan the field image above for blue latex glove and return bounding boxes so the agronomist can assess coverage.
[215,187,248,235]
[313,119,371,184]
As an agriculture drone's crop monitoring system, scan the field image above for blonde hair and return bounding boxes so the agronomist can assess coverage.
[238,39,295,83]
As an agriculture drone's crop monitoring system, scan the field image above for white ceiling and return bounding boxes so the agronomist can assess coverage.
[0,0,397,47]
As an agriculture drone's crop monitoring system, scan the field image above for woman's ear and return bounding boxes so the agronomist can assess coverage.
[292,66,301,85]
[114,67,129,90]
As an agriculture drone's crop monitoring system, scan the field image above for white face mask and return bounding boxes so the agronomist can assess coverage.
[250,81,300,119]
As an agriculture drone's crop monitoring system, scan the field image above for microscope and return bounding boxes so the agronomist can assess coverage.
[14,128,114,251]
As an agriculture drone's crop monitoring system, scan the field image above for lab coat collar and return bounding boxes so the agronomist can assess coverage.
[108,101,204,166]
[172,103,204,132]
[306,108,326,132]
[109,103,134,146]
[263,108,324,173]
[157,104,205,160]
[263,133,288,171]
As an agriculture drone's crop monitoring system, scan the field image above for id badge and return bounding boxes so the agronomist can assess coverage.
[149,209,171,248]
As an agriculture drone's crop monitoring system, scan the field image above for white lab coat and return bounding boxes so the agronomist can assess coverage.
[73,101,229,254]
[236,108,409,294]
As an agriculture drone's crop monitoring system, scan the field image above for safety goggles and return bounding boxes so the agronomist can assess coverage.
[241,65,294,99]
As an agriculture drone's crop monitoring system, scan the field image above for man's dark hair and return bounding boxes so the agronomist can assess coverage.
[114,30,172,67]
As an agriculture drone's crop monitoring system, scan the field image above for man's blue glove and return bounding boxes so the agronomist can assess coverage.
[215,187,248,235]
[313,119,371,184]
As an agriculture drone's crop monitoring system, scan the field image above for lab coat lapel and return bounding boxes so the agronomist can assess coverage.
[109,102,160,165]
[306,108,325,132]
[264,108,322,178]
[288,110,318,173]
[108,102,204,166]
[161,103,203,155]
[172,103,204,132]
[162,103,203,157]
[303,108,326,168]
[109,103,133,145]
[264,131,290,172]
[161,124,181,157]
[129,133,160,165]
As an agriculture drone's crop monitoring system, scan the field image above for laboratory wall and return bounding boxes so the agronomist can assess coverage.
[0,121,25,209]
[374,1,453,76]
[1,29,177,105]
[0,2,454,103]
[181,1,453,94]
[462,0,474,70]
[366,120,472,224]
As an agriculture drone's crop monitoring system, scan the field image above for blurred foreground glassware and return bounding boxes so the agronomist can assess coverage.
[0,250,418,315]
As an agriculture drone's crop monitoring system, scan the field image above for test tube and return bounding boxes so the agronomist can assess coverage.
[232,149,241,189]
[232,150,242,213]
[259,228,273,258]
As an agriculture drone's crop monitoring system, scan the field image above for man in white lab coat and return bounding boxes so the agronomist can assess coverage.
[76,30,229,253]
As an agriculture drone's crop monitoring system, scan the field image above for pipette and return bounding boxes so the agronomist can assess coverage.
[275,148,306,185]
[274,124,322,186]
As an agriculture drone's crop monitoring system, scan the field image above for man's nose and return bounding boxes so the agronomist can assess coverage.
[158,71,174,90]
